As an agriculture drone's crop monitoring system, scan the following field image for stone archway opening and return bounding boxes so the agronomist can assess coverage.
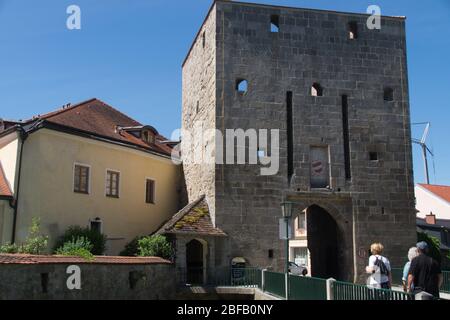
[186,239,207,285]
[306,205,341,280]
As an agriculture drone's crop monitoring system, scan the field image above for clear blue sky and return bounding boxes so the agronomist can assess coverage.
[0,0,449,185]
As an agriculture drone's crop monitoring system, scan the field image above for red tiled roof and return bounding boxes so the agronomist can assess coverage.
[156,196,227,237]
[419,184,450,203]
[0,254,171,265]
[0,162,12,198]
[29,98,173,157]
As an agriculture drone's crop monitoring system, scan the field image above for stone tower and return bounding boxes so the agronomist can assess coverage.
[181,0,416,282]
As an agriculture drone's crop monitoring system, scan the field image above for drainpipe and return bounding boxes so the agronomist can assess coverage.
[11,128,28,244]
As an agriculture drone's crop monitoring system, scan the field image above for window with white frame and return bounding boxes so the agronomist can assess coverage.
[106,170,120,198]
[294,247,309,267]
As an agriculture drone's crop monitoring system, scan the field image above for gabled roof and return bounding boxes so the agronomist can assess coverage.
[156,196,227,237]
[5,98,174,158]
[0,162,12,198]
[39,99,173,156]
[418,184,450,204]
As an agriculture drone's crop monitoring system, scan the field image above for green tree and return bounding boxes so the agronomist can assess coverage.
[138,235,172,260]
[20,217,49,255]
[418,232,442,264]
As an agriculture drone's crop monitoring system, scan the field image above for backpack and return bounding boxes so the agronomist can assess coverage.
[374,256,390,276]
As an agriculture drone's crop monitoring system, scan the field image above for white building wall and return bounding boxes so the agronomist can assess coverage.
[415,185,450,220]
[0,132,20,193]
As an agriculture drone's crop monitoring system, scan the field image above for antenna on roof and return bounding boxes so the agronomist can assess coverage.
[412,122,434,185]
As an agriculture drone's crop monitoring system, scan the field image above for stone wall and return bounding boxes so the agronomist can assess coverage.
[182,4,218,224]
[0,257,176,300]
[182,0,417,282]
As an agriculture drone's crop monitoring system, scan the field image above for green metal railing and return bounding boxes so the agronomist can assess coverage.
[264,271,286,299]
[443,271,450,293]
[391,268,450,294]
[289,275,327,300]
[333,281,413,300]
[227,268,262,288]
[178,267,441,300]
[177,267,262,288]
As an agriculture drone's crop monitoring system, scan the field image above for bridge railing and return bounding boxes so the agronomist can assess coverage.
[289,274,327,300]
[176,267,261,288]
[332,280,413,301]
[176,267,449,299]
[391,268,450,294]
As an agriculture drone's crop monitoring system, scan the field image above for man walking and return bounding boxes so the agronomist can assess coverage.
[407,242,443,299]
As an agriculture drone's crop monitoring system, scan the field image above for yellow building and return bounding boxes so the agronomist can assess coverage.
[0,99,182,255]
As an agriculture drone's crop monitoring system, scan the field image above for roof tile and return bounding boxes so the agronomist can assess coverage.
[30,98,173,157]
[0,254,171,265]
[0,162,12,197]
[419,184,450,203]
[156,196,227,237]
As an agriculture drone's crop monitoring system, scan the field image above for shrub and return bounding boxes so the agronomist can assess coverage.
[0,218,48,255]
[0,243,20,254]
[20,217,49,255]
[120,236,143,257]
[54,226,107,255]
[56,237,94,261]
[138,235,172,260]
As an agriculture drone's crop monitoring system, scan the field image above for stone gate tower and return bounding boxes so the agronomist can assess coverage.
[178,0,416,282]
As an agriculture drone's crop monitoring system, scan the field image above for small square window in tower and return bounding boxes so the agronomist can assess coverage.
[236,79,248,95]
[369,152,379,161]
[348,21,358,39]
[270,15,280,33]
[384,87,394,101]
[311,83,323,97]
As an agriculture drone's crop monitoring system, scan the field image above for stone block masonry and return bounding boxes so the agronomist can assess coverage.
[0,255,176,300]
[182,0,416,283]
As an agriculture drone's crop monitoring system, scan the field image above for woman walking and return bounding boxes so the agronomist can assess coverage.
[366,243,392,289]
[402,247,419,292]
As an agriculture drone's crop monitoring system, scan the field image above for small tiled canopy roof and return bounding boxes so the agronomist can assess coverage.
[24,98,173,157]
[419,184,450,203]
[0,254,171,265]
[0,162,12,198]
[156,196,227,237]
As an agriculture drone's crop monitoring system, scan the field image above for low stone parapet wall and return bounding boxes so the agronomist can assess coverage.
[0,254,176,300]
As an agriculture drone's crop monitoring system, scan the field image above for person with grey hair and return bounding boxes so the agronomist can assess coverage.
[402,247,419,292]
[407,241,443,298]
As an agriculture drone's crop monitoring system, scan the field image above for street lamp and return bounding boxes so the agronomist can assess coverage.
[281,201,293,300]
